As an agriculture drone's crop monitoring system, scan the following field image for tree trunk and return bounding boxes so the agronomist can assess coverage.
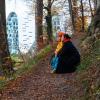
[96,0,100,9]
[80,0,85,32]
[68,0,75,31]
[88,0,100,39]
[94,0,97,10]
[0,0,14,75]
[45,0,53,42]
[35,0,43,49]
[82,0,100,51]
[89,0,94,17]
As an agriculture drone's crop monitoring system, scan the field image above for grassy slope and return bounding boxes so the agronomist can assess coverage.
[76,39,100,99]
[0,45,52,90]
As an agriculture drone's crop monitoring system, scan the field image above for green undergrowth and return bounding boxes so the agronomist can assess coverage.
[77,39,100,72]
[0,45,52,90]
[0,80,6,90]
[76,39,100,99]
[14,44,52,77]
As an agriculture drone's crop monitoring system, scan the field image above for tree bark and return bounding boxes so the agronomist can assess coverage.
[80,0,85,32]
[94,0,97,10]
[45,0,53,42]
[88,0,100,38]
[96,0,100,9]
[35,0,43,50]
[89,0,94,17]
[0,0,14,75]
[35,0,43,42]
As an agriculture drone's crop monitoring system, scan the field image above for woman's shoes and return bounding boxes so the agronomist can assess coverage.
[51,69,56,73]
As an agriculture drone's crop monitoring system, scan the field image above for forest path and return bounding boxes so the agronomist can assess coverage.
[0,32,83,100]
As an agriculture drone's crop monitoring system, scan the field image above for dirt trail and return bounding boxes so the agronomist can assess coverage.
[0,33,83,100]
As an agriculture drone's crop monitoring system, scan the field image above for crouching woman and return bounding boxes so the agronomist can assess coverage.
[55,34,80,73]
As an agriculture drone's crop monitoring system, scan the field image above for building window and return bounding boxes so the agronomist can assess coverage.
[7,12,19,54]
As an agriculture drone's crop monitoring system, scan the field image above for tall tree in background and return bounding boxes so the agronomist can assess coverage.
[35,0,43,44]
[72,0,78,31]
[88,0,100,38]
[44,0,54,42]
[80,0,85,32]
[89,0,94,17]
[68,0,75,31]
[0,0,14,75]
[94,0,97,10]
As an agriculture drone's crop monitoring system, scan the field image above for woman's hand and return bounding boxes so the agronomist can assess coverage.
[54,51,57,56]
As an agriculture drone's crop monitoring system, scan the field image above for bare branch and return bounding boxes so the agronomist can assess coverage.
[51,0,55,6]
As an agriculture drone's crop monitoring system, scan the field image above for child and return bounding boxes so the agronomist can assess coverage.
[50,31,65,73]
[55,31,65,56]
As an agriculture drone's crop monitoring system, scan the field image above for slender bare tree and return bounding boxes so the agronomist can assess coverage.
[44,0,55,42]
[80,0,85,31]
[89,0,94,17]
[68,0,75,31]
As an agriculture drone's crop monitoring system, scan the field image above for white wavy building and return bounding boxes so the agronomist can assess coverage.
[6,0,35,53]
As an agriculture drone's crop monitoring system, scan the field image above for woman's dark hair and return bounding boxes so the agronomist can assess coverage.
[64,34,71,39]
